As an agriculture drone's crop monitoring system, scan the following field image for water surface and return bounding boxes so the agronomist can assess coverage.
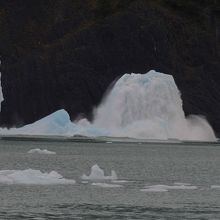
[0,138,219,219]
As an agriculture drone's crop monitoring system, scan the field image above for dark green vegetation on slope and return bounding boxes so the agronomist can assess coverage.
[0,0,219,133]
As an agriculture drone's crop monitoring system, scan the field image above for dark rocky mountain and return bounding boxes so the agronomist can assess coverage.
[0,0,219,134]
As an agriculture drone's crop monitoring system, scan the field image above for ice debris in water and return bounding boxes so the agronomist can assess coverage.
[141,183,197,192]
[27,148,56,155]
[81,164,117,181]
[91,182,123,188]
[0,169,75,185]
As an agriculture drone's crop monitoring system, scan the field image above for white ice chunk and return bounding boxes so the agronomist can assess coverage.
[81,181,89,184]
[27,148,56,155]
[28,148,56,155]
[91,182,122,188]
[112,180,130,183]
[81,164,117,181]
[0,169,75,185]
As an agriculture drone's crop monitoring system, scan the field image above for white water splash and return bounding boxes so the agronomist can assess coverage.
[0,70,216,141]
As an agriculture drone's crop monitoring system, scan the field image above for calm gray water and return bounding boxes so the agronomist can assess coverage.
[0,138,220,219]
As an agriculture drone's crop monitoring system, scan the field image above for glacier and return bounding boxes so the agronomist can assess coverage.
[0,70,217,141]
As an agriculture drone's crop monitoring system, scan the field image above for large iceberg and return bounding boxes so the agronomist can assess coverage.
[0,70,216,141]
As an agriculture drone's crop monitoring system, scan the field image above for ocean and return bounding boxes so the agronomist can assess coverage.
[0,137,219,219]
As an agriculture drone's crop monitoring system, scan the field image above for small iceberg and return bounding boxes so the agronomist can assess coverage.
[91,182,122,188]
[27,148,56,155]
[112,180,130,183]
[0,169,75,185]
[81,164,117,181]
[141,183,197,192]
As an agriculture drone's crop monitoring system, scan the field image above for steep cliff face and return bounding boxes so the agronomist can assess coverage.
[0,1,220,133]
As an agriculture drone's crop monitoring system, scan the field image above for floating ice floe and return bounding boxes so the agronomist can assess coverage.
[81,164,117,181]
[211,185,220,189]
[91,182,123,188]
[0,169,75,185]
[27,148,56,155]
[141,183,197,192]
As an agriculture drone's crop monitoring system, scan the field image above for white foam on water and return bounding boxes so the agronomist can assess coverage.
[27,148,56,155]
[0,169,75,185]
[211,185,220,189]
[0,70,216,141]
[91,182,123,188]
[81,164,117,181]
[141,184,197,192]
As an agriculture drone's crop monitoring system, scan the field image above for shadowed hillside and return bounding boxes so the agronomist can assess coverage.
[0,0,219,134]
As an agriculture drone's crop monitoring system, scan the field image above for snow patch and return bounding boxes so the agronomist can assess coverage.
[112,180,130,183]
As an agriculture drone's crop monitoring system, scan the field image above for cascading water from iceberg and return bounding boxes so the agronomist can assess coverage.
[0,70,217,141]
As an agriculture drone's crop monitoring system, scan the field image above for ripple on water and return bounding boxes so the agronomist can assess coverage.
[1,204,220,219]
